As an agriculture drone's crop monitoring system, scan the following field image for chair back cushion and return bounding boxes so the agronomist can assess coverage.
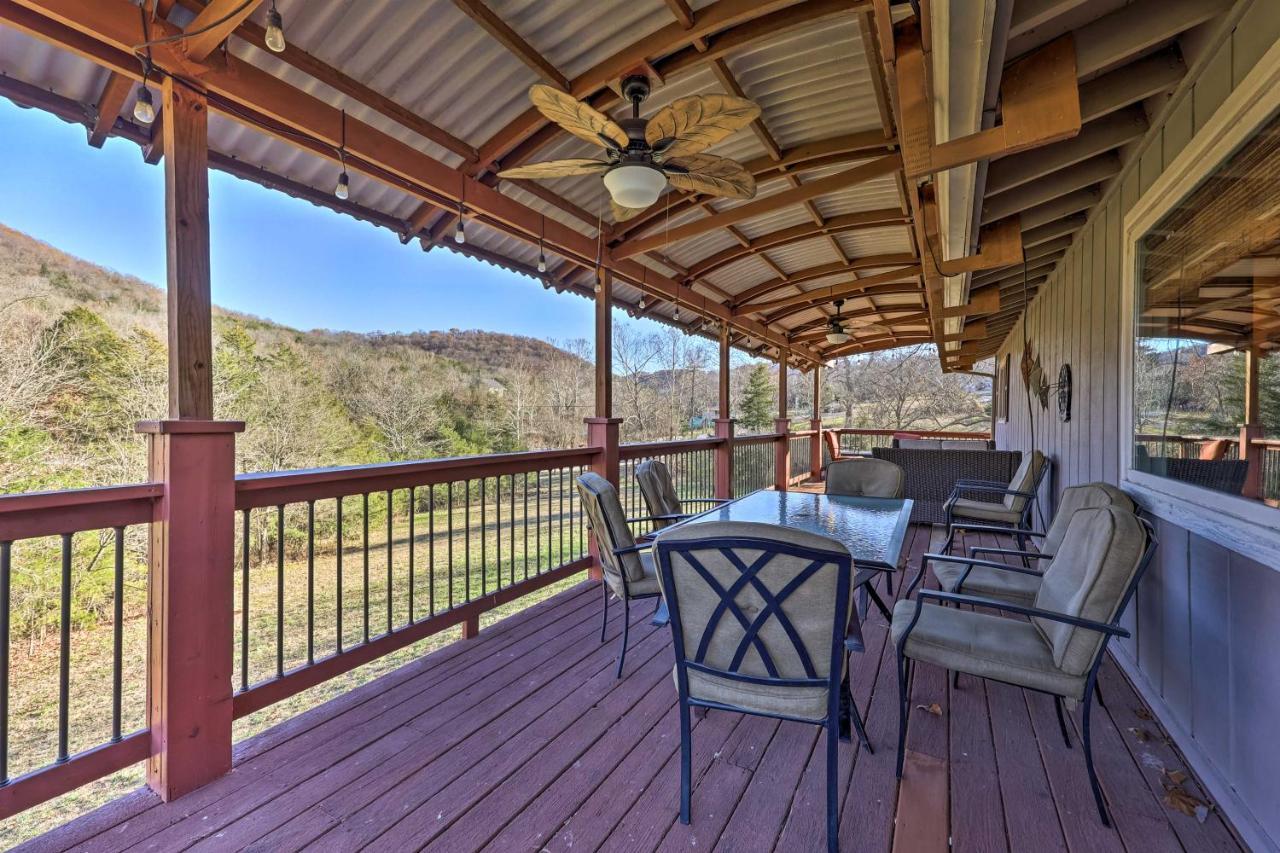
[825,458,904,498]
[1033,507,1148,675]
[654,521,853,718]
[575,473,644,585]
[1003,450,1046,513]
[1043,482,1135,555]
[823,431,841,460]
[635,459,683,527]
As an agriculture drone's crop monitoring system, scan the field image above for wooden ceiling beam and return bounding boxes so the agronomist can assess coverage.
[731,252,919,306]
[985,106,1147,196]
[1022,213,1086,246]
[1078,47,1185,122]
[448,0,568,90]
[741,266,922,317]
[87,70,132,147]
[984,150,1116,221]
[820,332,933,359]
[766,283,924,326]
[615,154,901,258]
[180,0,264,62]
[789,309,929,342]
[1016,186,1100,231]
[5,0,824,363]
[1071,0,1228,78]
[684,209,908,280]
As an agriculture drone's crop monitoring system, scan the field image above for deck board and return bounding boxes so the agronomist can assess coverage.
[17,524,1245,853]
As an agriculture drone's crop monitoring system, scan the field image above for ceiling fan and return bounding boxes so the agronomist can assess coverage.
[497,75,761,222]
[825,300,887,344]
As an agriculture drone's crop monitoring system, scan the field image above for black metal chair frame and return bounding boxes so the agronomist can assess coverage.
[598,538,664,679]
[653,534,868,853]
[941,458,1049,555]
[894,518,1158,827]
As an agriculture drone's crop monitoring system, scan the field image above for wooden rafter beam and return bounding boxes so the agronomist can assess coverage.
[181,0,264,62]
[764,282,923,326]
[3,0,826,365]
[87,70,132,147]
[684,209,908,281]
[614,132,895,238]
[1070,0,1228,78]
[615,154,901,258]
[985,106,1147,197]
[789,310,929,342]
[448,0,568,90]
[739,266,922,317]
[981,152,1120,223]
[1078,48,1184,123]
[820,332,933,358]
[731,253,919,307]
[477,0,864,172]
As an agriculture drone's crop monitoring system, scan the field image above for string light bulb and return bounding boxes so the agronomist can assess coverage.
[334,110,349,200]
[674,306,680,322]
[537,242,547,273]
[334,171,350,200]
[265,1,286,53]
[454,218,466,244]
[133,85,156,124]
[637,297,647,311]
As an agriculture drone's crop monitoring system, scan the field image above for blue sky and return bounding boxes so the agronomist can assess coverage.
[0,96,686,347]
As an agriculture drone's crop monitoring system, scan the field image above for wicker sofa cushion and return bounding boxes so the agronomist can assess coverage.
[946,497,1023,523]
[872,448,1022,524]
[825,458,904,498]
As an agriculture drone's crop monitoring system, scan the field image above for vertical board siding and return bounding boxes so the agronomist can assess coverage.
[993,4,1280,849]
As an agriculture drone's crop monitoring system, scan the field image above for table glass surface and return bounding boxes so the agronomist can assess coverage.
[672,490,913,571]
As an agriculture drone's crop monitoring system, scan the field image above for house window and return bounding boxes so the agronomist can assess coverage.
[1131,109,1280,507]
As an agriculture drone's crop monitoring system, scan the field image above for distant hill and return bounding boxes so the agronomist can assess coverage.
[325,328,591,378]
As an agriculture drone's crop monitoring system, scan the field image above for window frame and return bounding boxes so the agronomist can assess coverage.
[1120,37,1280,568]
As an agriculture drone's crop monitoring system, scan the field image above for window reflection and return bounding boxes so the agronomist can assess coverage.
[1133,113,1279,505]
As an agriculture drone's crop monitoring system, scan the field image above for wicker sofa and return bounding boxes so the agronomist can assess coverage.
[871,447,1023,523]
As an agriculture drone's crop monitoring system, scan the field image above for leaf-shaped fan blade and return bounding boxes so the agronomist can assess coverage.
[645,95,761,158]
[497,159,611,180]
[529,84,629,150]
[663,154,756,200]
[610,200,649,223]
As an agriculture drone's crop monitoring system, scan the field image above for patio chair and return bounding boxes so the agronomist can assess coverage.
[825,458,905,499]
[942,449,1047,552]
[576,472,664,678]
[634,458,730,530]
[823,430,851,464]
[927,482,1134,607]
[892,506,1157,826]
[653,520,870,853]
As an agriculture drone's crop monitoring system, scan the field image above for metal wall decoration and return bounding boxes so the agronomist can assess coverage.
[1058,364,1072,422]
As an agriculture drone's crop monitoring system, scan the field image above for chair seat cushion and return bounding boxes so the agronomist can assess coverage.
[681,667,831,722]
[931,561,1042,607]
[890,601,1086,700]
[607,551,662,598]
[946,496,1023,523]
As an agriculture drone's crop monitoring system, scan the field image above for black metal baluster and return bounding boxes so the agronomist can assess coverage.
[362,493,370,643]
[336,496,344,653]
[307,500,315,665]
[464,480,472,602]
[428,484,436,616]
[0,541,8,784]
[240,511,250,691]
[480,477,487,596]
[509,475,516,587]
[447,482,455,609]
[536,471,543,574]
[408,487,416,625]
[276,505,284,677]
[494,477,501,592]
[386,490,393,634]
[559,468,566,567]
[523,474,530,580]
[112,527,125,739]
[57,533,71,762]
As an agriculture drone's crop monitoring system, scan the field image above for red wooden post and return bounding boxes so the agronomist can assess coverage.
[138,418,242,801]
[461,613,481,639]
[1240,348,1263,499]
[774,352,790,491]
[809,365,823,481]
[585,417,621,582]
[715,418,735,499]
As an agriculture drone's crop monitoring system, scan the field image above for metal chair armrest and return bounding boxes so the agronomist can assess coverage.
[917,590,1130,637]
[613,543,653,557]
[968,546,1052,561]
[950,484,1038,500]
[949,523,1045,539]
[681,498,732,507]
[625,514,685,525]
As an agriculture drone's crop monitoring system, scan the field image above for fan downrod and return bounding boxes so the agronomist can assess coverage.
[621,74,651,115]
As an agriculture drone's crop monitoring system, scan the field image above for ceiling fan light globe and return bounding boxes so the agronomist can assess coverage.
[826,331,851,344]
[603,164,666,209]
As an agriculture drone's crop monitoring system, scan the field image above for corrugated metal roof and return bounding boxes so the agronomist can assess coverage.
[0,0,929,363]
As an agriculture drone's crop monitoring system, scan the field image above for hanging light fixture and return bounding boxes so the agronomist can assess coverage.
[537,216,547,272]
[603,165,666,209]
[637,297,647,311]
[133,84,156,124]
[264,0,286,53]
[826,299,851,344]
[454,204,466,244]
[334,110,350,200]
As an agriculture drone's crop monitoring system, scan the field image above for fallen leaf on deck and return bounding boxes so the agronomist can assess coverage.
[1162,787,1210,819]
[1134,707,1153,721]
[1162,769,1188,787]
[1128,726,1152,742]
[915,702,943,716]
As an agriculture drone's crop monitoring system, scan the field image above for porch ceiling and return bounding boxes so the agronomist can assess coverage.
[0,0,1224,368]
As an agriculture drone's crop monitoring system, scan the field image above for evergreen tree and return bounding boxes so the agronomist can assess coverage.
[738,364,775,430]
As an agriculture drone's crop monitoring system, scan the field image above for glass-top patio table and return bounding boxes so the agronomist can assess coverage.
[651,490,914,643]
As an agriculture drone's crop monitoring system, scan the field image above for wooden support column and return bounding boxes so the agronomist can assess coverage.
[586,268,619,581]
[715,323,735,499]
[1240,347,1263,499]
[810,365,823,481]
[140,75,242,801]
[161,76,213,419]
[774,352,791,491]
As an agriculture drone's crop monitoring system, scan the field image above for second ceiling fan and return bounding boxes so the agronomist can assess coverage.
[497,75,761,222]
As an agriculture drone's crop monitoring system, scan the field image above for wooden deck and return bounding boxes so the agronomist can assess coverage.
[19,525,1243,853]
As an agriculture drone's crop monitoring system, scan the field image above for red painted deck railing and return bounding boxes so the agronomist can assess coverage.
[0,429,801,820]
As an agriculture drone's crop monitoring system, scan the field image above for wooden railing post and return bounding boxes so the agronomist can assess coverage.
[774,418,792,492]
[138,418,243,802]
[715,419,735,499]
[585,417,621,581]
